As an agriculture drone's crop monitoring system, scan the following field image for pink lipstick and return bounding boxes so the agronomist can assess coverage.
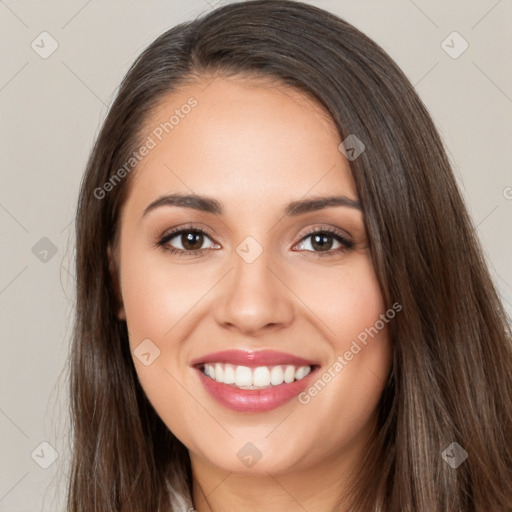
[191,350,319,413]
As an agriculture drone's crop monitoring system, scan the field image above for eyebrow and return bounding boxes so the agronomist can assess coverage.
[142,193,362,219]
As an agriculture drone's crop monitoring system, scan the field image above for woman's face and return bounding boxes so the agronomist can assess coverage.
[112,75,393,477]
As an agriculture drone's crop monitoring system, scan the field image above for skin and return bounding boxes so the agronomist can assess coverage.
[110,75,393,512]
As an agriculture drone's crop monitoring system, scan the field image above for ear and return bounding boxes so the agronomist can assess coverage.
[107,244,126,321]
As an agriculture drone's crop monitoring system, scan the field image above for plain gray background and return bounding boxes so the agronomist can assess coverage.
[1,0,511,510]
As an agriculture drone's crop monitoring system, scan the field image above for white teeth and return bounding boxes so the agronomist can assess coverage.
[202,363,312,388]
[215,363,224,382]
[270,365,284,385]
[223,364,235,384]
[205,363,214,378]
[295,366,311,380]
[235,365,253,387]
[253,366,270,387]
[284,365,295,383]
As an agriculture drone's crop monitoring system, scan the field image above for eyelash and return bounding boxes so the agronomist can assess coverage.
[156,224,355,258]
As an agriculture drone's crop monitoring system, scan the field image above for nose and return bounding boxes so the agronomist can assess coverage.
[212,246,295,336]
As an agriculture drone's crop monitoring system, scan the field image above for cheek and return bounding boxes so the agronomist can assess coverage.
[290,253,393,433]
[119,246,211,348]
[118,247,201,445]
[292,250,387,348]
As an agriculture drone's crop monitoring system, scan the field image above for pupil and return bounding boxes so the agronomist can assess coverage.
[312,233,332,251]
[182,232,203,250]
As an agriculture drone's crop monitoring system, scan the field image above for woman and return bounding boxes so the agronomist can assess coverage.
[68,1,512,510]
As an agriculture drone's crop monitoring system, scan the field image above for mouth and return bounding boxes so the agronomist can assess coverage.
[191,350,320,412]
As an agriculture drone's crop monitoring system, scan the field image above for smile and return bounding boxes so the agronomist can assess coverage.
[191,349,319,412]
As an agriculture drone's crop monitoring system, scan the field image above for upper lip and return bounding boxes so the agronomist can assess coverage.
[190,349,318,368]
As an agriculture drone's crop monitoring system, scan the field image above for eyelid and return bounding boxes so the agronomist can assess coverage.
[297,224,353,243]
[158,223,218,243]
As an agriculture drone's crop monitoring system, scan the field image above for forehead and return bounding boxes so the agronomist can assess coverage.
[123,75,357,219]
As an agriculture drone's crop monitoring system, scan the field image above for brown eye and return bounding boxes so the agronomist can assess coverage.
[309,233,334,251]
[295,228,354,255]
[180,232,205,251]
[157,228,218,255]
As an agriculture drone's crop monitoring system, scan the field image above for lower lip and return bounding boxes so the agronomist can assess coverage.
[195,367,318,413]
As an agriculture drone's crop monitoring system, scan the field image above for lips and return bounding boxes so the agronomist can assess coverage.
[191,350,319,413]
[190,349,318,368]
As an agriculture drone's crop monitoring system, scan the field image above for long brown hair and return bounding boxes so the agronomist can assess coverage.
[68,1,512,510]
